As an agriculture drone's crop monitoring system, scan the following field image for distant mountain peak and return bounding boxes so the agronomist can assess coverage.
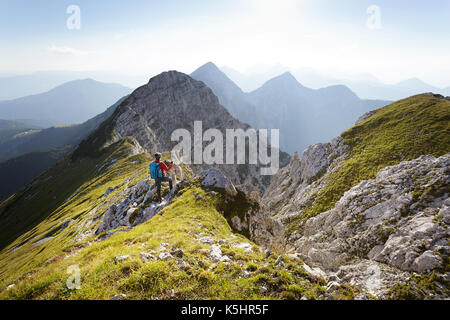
[192,62,223,74]
[396,77,440,92]
[398,77,427,86]
[276,71,297,81]
[320,84,358,94]
[50,78,129,91]
[202,61,220,69]
[260,71,304,90]
[0,78,131,126]
[191,62,244,94]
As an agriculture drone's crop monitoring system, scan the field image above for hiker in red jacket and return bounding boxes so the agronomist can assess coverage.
[150,153,173,202]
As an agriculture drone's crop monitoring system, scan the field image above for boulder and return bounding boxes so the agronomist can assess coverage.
[114,255,130,264]
[171,248,184,258]
[412,250,442,274]
[196,169,237,195]
[209,245,222,262]
[140,252,156,263]
[159,252,174,260]
[177,259,187,269]
[233,242,253,252]
[110,294,126,300]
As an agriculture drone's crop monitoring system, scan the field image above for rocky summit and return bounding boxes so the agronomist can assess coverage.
[73,71,289,191]
[0,70,448,301]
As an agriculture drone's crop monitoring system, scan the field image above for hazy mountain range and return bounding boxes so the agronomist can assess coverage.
[221,66,450,101]
[0,71,144,100]
[3,67,448,103]
[0,96,127,200]
[0,79,131,127]
[192,62,390,154]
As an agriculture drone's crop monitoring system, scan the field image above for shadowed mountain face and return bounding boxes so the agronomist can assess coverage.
[0,147,72,201]
[0,96,127,163]
[0,120,40,142]
[0,97,127,201]
[192,62,390,154]
[0,79,131,127]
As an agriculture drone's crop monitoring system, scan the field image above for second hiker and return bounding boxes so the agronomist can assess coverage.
[149,152,173,202]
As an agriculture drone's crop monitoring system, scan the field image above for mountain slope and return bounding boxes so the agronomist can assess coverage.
[191,62,259,127]
[2,73,447,301]
[0,147,72,201]
[262,93,450,298]
[0,96,127,163]
[0,138,348,300]
[0,79,131,127]
[0,120,40,142]
[246,72,389,153]
[73,71,289,190]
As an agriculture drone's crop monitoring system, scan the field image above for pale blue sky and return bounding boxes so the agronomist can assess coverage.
[1,0,449,86]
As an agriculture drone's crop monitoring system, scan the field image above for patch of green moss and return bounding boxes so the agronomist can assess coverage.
[387,272,449,300]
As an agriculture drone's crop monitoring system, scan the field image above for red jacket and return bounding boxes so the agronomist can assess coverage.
[155,160,173,176]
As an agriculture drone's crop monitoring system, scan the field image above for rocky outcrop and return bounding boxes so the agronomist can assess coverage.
[196,168,284,246]
[425,92,450,101]
[96,177,168,234]
[355,111,376,125]
[196,168,237,196]
[263,135,349,221]
[292,154,449,272]
[231,184,284,247]
[264,150,450,298]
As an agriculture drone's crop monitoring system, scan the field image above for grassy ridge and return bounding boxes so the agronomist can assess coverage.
[303,94,450,220]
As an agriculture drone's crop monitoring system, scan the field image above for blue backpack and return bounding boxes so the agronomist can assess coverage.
[149,161,162,179]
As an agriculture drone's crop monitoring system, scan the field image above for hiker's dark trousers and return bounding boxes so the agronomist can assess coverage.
[155,176,173,201]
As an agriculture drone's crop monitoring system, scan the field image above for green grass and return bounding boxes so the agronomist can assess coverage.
[0,183,327,300]
[0,137,150,286]
[0,136,336,300]
[387,272,449,300]
[301,94,450,221]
